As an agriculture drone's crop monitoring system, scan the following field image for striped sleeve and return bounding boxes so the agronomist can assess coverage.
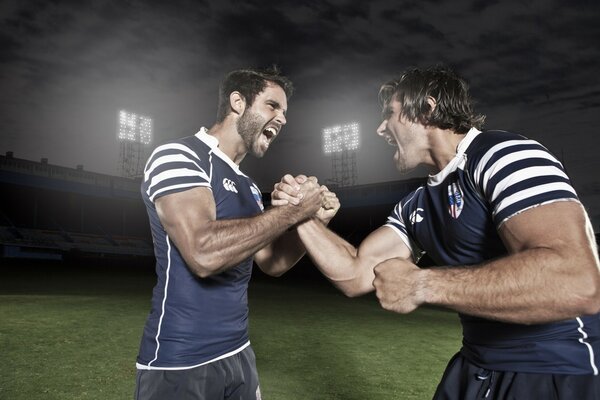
[143,142,211,203]
[384,194,425,262]
[471,138,578,226]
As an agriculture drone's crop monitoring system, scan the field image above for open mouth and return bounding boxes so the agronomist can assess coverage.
[384,134,397,147]
[263,126,277,141]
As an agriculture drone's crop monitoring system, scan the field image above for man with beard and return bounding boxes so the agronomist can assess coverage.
[134,67,339,400]
[273,65,600,399]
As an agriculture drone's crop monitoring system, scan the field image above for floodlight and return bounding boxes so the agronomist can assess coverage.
[322,122,360,154]
[118,110,153,145]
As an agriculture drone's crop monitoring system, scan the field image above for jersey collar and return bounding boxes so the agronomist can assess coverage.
[428,127,481,186]
[194,127,247,176]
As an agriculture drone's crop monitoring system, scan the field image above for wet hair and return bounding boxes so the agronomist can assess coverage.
[215,66,294,123]
[378,65,485,133]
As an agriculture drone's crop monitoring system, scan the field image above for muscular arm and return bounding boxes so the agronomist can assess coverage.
[271,174,411,295]
[297,219,412,297]
[156,181,322,278]
[374,201,600,324]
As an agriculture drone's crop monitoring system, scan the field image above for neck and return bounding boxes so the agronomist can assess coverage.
[427,128,467,173]
[207,119,247,165]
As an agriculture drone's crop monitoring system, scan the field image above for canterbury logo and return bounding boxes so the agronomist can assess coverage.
[222,178,238,193]
[409,208,424,224]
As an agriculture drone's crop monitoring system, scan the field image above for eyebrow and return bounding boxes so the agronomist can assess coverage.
[267,99,287,115]
[381,105,393,119]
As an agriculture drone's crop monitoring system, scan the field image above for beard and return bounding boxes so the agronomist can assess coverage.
[236,109,267,158]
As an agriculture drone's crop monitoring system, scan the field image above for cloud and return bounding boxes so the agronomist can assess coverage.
[0,0,598,218]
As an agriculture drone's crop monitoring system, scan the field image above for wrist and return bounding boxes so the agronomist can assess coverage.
[415,268,432,306]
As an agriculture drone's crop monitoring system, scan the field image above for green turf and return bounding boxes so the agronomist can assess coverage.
[0,260,461,399]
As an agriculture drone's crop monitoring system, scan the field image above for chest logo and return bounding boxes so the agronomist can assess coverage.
[223,178,238,193]
[447,181,464,219]
[250,185,264,211]
[409,208,424,224]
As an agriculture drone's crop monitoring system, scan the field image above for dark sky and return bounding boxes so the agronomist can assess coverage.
[1,0,599,223]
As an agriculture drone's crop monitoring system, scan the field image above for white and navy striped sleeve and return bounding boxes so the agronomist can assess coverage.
[143,142,211,203]
[470,136,578,226]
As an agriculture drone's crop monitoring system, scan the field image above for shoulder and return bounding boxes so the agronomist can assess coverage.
[143,135,213,202]
[464,130,559,179]
[148,135,209,163]
[466,130,537,160]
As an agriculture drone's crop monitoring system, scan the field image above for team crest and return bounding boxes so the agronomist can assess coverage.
[250,184,264,211]
[447,181,464,219]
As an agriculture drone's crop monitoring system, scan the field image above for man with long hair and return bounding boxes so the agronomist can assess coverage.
[274,65,600,399]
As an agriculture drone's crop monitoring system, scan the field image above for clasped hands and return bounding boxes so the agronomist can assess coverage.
[271,174,340,224]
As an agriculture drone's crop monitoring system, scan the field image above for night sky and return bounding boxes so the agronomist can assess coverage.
[1,0,599,224]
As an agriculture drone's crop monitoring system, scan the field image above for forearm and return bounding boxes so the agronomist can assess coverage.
[256,229,306,277]
[186,205,308,277]
[421,247,600,324]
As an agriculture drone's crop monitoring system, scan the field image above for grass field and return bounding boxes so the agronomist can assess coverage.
[0,259,461,399]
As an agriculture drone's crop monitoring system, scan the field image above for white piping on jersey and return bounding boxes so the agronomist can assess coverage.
[576,317,598,375]
[207,151,214,182]
[148,233,174,367]
[382,225,422,263]
[137,341,251,371]
[496,198,579,228]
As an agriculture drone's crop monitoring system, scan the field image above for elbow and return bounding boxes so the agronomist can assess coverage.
[187,251,224,278]
[266,269,286,278]
[580,279,600,316]
[335,282,368,298]
[185,234,229,278]
[571,268,600,316]
[344,290,362,298]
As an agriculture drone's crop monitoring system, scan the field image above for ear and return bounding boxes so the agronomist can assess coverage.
[229,91,246,116]
[426,96,437,114]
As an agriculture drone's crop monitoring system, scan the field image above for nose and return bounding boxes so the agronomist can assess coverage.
[376,120,387,137]
[275,111,287,126]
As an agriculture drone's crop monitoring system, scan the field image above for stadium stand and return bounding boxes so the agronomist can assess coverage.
[1,151,430,262]
[0,152,153,260]
[2,151,597,265]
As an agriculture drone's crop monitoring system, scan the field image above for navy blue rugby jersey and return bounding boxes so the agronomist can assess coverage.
[136,128,264,370]
[385,128,599,375]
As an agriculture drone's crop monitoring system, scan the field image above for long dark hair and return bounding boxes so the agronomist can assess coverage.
[378,65,485,133]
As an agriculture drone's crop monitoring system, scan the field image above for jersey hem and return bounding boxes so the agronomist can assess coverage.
[136,341,251,371]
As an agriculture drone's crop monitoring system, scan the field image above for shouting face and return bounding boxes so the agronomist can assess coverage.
[237,83,288,158]
[376,98,429,174]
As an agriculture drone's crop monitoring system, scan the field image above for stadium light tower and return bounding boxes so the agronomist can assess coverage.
[322,122,360,187]
[118,110,153,178]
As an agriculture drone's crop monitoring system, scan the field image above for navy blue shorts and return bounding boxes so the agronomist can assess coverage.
[433,352,600,399]
[134,345,261,400]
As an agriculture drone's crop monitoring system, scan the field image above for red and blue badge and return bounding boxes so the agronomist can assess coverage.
[447,181,464,219]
